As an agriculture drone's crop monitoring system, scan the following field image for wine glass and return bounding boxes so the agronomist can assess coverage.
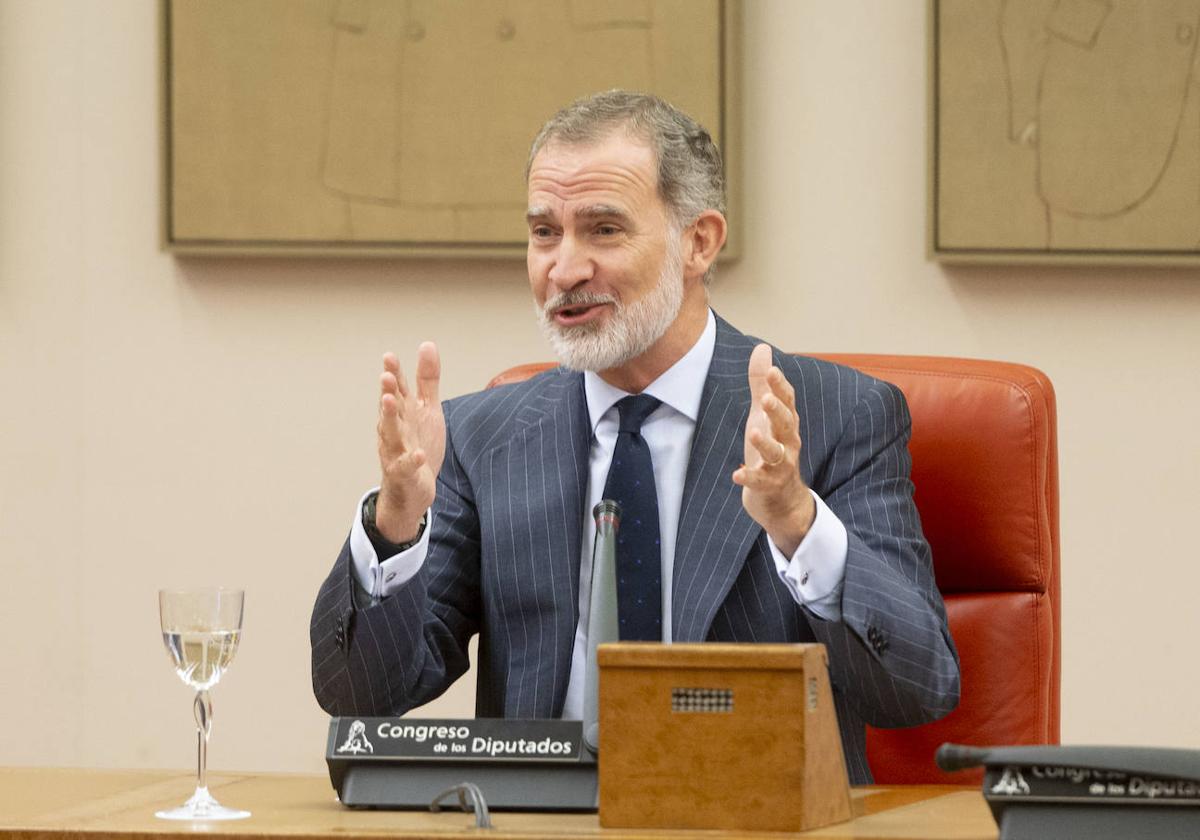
[156,588,250,821]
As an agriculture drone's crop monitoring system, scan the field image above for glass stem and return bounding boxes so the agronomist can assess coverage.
[194,690,212,792]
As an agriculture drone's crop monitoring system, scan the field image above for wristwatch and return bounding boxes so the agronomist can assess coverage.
[363,492,426,552]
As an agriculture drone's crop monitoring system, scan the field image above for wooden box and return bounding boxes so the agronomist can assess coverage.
[597,642,852,833]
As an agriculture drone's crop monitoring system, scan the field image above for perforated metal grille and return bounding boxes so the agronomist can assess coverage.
[671,687,734,713]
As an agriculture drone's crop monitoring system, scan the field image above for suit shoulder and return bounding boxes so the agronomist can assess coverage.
[770,350,901,407]
[444,364,569,413]
[712,316,903,409]
[443,365,579,451]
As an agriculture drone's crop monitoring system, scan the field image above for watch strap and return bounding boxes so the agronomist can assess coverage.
[363,492,426,555]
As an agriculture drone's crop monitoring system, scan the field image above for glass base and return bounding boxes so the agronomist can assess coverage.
[156,786,250,821]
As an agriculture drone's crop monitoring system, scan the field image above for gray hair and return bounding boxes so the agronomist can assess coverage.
[526,90,726,257]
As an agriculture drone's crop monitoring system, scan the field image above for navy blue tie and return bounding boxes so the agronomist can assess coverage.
[602,394,663,641]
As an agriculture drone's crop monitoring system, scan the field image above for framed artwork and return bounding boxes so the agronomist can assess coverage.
[163,0,740,257]
[931,0,1200,264]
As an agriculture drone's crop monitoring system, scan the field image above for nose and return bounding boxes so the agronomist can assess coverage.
[546,235,593,291]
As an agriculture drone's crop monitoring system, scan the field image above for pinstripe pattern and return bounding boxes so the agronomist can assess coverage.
[310,315,959,784]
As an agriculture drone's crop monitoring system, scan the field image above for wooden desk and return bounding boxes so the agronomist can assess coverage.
[0,768,997,839]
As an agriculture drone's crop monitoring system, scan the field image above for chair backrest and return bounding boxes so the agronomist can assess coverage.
[816,354,1059,785]
[486,354,1060,785]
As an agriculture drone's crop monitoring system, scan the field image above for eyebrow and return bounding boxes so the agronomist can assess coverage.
[525,204,633,224]
[575,204,631,222]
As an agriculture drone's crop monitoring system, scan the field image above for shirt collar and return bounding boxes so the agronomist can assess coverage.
[583,308,717,433]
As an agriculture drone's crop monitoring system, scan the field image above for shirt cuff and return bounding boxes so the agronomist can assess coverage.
[766,489,848,622]
[349,488,432,599]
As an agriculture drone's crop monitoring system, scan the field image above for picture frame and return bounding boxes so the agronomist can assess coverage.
[930,0,1200,265]
[162,0,741,259]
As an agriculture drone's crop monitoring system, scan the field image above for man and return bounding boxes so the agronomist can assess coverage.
[311,91,959,784]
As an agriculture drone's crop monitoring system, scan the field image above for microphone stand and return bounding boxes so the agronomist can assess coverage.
[583,500,621,755]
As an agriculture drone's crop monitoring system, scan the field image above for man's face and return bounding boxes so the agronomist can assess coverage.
[526,132,686,372]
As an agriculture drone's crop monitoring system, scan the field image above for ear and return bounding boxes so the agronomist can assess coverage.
[681,210,728,283]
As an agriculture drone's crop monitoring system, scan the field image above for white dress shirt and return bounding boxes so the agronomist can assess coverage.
[348,309,849,719]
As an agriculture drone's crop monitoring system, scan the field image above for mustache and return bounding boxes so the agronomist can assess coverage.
[540,290,619,316]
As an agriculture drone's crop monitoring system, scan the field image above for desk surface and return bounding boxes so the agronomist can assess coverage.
[0,767,997,840]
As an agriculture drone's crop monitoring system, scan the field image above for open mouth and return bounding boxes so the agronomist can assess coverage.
[552,302,609,326]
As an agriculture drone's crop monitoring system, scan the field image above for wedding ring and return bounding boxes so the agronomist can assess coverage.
[765,441,786,466]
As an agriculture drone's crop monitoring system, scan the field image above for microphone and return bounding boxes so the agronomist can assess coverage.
[934,743,992,772]
[583,499,621,755]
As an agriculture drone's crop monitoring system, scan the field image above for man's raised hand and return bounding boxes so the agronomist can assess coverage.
[732,343,816,556]
[375,342,445,543]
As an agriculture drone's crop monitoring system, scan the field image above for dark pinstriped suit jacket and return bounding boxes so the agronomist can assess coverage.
[311,316,960,784]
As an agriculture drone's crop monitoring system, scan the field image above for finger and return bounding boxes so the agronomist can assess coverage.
[382,352,400,377]
[394,362,411,400]
[380,371,406,416]
[748,427,786,466]
[415,341,441,406]
[747,343,772,402]
[378,388,404,445]
[731,463,770,488]
[760,393,799,445]
[382,350,409,400]
[381,353,403,401]
[379,385,399,417]
[766,367,796,413]
[379,369,410,447]
[380,368,401,401]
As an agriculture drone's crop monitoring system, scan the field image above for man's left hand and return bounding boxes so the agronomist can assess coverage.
[732,344,816,556]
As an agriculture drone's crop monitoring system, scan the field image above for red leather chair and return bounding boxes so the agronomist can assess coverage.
[819,355,1059,785]
[488,355,1060,785]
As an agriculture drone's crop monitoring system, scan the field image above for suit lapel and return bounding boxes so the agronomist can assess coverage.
[510,369,591,714]
[672,317,762,642]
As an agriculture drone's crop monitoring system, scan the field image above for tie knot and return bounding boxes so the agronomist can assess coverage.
[615,394,661,435]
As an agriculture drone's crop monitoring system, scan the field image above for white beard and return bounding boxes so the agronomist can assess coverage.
[534,234,685,373]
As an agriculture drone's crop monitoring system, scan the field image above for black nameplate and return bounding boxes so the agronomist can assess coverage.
[325,717,597,811]
[938,743,1200,840]
[985,764,1200,804]
[330,717,582,762]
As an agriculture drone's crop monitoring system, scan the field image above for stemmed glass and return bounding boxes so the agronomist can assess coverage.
[156,588,250,821]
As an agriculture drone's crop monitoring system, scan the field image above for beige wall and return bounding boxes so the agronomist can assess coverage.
[2,0,1198,774]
